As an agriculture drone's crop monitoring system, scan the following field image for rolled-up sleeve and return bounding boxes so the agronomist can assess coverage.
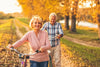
[58,23,63,36]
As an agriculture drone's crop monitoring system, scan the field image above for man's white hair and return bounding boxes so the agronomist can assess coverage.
[49,12,57,20]
[29,15,42,28]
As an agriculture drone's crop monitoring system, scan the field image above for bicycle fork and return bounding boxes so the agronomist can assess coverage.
[20,58,27,67]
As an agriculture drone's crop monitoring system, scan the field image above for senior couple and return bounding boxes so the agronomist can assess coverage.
[8,13,63,67]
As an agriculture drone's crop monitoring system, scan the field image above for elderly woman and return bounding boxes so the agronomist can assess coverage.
[8,15,51,67]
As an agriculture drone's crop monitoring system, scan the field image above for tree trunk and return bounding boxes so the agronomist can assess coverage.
[65,15,69,30]
[98,24,100,39]
[70,15,76,32]
[97,14,100,39]
[96,0,100,39]
[70,0,79,32]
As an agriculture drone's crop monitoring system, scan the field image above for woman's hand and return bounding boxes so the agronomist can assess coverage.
[7,44,14,49]
[39,46,46,52]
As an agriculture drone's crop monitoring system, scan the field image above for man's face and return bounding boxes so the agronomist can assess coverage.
[50,16,56,25]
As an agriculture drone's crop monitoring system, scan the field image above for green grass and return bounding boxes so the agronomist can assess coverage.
[17,18,30,25]
[19,27,27,34]
[61,38,100,67]
[64,29,99,43]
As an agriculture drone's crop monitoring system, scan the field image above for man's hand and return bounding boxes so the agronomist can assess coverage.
[56,34,62,39]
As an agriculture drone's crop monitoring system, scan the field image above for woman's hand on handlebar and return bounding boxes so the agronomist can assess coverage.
[7,44,14,49]
[39,46,45,52]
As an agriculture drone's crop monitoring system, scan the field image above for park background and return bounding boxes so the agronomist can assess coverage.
[0,0,100,67]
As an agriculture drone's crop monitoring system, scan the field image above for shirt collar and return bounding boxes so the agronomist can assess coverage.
[49,22,57,26]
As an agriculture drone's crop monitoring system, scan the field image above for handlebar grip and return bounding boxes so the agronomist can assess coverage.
[10,47,15,51]
[7,46,14,50]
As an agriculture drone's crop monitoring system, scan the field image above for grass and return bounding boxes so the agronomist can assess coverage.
[17,18,30,25]
[0,20,12,33]
[63,26,99,43]
[61,38,100,67]
[0,19,17,46]
[0,19,11,25]
[15,20,28,34]
[19,27,27,34]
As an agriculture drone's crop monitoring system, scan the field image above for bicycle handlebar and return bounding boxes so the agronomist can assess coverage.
[7,47,40,56]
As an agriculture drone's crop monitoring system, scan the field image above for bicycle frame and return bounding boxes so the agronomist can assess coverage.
[7,47,40,67]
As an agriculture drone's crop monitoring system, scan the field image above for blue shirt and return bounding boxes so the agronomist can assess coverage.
[41,22,63,47]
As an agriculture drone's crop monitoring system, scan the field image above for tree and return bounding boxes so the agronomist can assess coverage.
[95,0,100,39]
[63,0,70,30]
[60,0,70,30]
[70,0,79,32]
[17,0,61,21]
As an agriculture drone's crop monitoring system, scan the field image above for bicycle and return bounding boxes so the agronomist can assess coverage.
[6,35,58,67]
[7,47,40,67]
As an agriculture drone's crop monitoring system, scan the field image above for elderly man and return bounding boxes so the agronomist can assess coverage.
[41,13,63,67]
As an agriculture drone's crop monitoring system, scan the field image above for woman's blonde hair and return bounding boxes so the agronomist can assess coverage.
[29,15,42,28]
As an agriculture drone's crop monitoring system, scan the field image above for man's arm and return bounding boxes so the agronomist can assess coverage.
[58,23,64,38]
[41,23,47,30]
[56,34,63,39]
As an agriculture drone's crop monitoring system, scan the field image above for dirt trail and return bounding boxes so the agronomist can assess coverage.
[63,36,100,48]
[14,19,30,66]
[13,19,23,38]
[15,19,30,31]
[14,19,31,53]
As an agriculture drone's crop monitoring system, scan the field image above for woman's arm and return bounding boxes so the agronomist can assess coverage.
[12,32,29,48]
[39,31,51,52]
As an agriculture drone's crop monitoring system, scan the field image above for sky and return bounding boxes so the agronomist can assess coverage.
[0,0,22,14]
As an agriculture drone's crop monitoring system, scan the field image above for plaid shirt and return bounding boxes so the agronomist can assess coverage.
[41,22,63,47]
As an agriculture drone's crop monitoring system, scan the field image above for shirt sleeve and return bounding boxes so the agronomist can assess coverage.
[58,23,64,36]
[41,23,47,31]
[13,32,29,48]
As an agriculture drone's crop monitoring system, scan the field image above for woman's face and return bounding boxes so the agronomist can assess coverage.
[32,19,42,30]
[50,16,56,25]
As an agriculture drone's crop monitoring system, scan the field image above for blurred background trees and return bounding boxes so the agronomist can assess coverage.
[17,0,100,39]
[0,12,14,19]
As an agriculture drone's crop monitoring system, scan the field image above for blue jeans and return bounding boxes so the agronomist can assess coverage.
[30,60,48,67]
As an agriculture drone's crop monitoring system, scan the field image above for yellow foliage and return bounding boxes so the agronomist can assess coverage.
[61,44,73,57]
[17,0,61,21]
